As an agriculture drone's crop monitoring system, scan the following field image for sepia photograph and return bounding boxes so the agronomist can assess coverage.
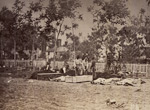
[0,0,150,110]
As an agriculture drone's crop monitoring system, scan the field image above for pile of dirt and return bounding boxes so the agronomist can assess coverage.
[96,72,122,79]
[0,76,150,110]
[30,70,57,79]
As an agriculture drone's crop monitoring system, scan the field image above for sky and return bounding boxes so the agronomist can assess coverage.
[0,0,150,44]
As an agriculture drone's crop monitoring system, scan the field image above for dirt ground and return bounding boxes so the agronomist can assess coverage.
[0,76,150,110]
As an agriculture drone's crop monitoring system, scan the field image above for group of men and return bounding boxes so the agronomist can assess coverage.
[60,54,97,80]
[74,55,96,78]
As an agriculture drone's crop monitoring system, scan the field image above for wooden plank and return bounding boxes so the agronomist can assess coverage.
[65,76,73,83]
[73,75,93,83]
[37,73,61,76]
[65,75,93,83]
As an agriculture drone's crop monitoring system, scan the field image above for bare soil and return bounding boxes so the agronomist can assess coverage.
[0,77,150,110]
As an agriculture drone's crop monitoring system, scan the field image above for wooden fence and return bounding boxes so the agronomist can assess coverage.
[2,60,47,69]
[2,60,150,77]
[125,63,150,77]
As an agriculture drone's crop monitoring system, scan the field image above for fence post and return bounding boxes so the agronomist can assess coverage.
[146,64,148,78]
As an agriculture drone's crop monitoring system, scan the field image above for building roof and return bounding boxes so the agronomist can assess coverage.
[57,46,68,52]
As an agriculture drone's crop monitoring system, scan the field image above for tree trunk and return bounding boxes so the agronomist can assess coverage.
[14,39,16,67]
[32,37,35,70]
[0,36,2,59]
[32,37,35,60]
[53,21,64,69]
[104,44,110,72]
[42,38,46,59]
[105,51,108,72]
[53,35,57,69]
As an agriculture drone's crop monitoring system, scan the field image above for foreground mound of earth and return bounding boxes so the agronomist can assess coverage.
[0,77,150,110]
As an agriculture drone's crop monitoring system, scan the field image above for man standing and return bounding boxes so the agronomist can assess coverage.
[75,55,82,75]
[82,56,89,75]
[91,57,96,80]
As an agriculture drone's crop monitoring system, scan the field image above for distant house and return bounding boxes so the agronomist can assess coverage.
[46,39,69,61]
[46,46,68,60]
